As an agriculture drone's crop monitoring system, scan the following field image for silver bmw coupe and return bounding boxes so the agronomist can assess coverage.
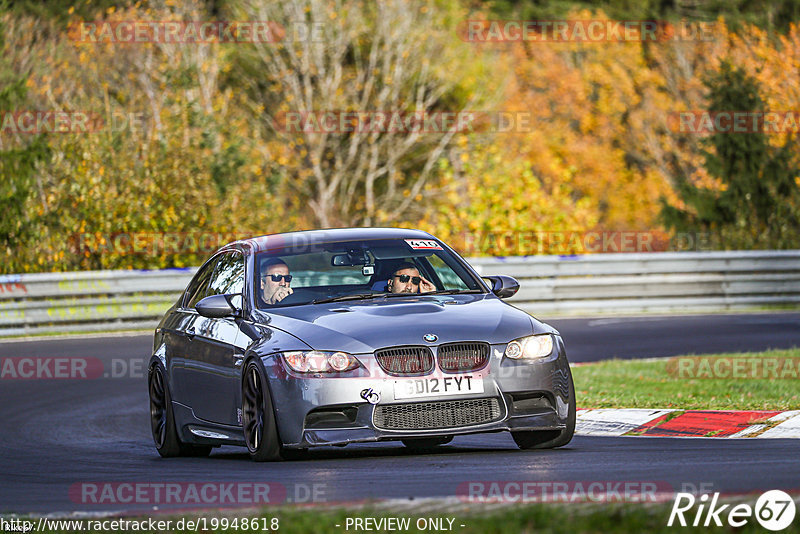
[148,228,575,461]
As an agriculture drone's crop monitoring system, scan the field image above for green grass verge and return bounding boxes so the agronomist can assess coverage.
[572,348,800,410]
[22,500,788,534]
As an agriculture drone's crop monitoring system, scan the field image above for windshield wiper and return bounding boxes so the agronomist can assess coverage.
[382,292,421,298]
[426,289,483,295]
[312,293,382,304]
[314,289,482,304]
[382,289,482,298]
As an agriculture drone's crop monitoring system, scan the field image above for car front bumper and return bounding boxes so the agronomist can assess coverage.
[265,338,574,449]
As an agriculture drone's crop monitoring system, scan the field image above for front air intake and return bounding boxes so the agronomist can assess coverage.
[373,398,502,430]
[375,346,434,376]
[437,342,490,372]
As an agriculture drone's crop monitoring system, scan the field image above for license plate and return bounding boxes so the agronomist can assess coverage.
[394,375,483,400]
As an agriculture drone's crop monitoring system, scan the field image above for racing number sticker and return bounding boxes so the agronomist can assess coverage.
[405,239,443,250]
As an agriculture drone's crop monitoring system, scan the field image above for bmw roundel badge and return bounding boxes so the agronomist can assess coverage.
[423,333,438,342]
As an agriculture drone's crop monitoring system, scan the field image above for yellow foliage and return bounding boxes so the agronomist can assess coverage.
[4,3,800,273]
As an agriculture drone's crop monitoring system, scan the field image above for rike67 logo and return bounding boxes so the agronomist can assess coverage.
[668,490,796,531]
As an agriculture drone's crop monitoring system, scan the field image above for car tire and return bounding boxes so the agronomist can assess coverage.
[401,436,453,449]
[242,360,283,462]
[148,364,212,458]
[512,369,576,450]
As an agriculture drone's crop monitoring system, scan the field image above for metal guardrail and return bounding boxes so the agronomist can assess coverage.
[0,251,798,336]
[0,269,196,337]
[468,250,800,316]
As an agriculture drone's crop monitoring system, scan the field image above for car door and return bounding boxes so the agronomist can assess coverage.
[182,251,245,426]
[168,258,217,405]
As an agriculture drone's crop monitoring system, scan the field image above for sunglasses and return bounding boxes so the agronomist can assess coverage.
[267,274,292,282]
[393,274,421,284]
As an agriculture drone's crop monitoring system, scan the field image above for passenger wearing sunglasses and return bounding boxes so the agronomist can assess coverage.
[387,262,436,294]
[261,258,294,305]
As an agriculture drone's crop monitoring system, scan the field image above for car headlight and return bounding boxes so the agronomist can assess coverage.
[504,334,554,359]
[282,351,361,373]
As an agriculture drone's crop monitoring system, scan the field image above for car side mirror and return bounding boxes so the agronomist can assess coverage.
[483,275,520,299]
[196,294,241,318]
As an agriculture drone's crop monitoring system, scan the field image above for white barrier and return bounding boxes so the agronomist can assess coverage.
[0,269,196,336]
[469,250,800,316]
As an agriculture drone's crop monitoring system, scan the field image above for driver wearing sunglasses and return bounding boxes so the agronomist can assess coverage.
[387,262,436,294]
[261,258,294,305]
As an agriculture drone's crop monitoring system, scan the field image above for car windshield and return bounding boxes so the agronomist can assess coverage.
[254,237,484,309]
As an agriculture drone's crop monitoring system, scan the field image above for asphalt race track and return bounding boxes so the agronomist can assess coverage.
[546,312,800,362]
[1,312,799,514]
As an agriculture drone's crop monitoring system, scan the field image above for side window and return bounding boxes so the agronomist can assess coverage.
[428,254,469,290]
[207,252,245,296]
[183,257,219,309]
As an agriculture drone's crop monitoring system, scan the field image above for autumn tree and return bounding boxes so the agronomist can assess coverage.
[0,11,55,272]
[660,62,800,248]
[233,0,494,228]
[489,0,800,34]
[16,1,292,271]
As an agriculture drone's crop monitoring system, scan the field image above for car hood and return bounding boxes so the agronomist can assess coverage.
[251,294,553,353]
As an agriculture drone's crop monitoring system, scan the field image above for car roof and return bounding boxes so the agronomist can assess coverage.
[227,227,437,254]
